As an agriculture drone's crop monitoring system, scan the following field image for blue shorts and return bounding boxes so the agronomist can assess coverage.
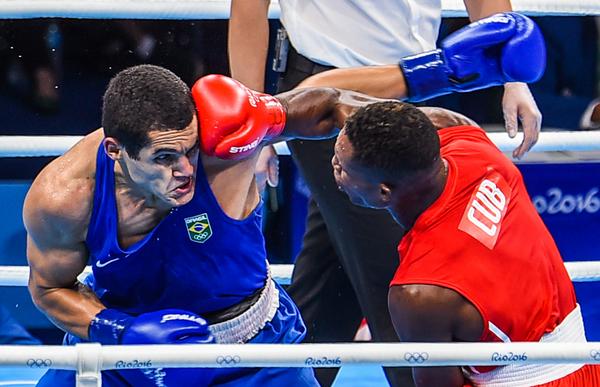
[37,284,318,386]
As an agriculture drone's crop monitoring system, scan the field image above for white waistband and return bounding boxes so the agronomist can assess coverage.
[466,304,586,387]
[208,265,279,344]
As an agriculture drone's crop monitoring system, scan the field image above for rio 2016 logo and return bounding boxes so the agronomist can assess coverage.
[533,188,599,215]
[115,359,153,368]
[491,352,527,362]
[304,357,342,366]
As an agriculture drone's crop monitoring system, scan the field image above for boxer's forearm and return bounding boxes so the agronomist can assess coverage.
[297,65,408,100]
[29,280,104,339]
[277,87,389,140]
[26,234,104,339]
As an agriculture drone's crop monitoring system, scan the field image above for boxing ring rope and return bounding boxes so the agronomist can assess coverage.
[2,131,600,158]
[1,342,600,387]
[0,264,294,286]
[2,342,600,369]
[2,261,600,287]
[2,0,599,20]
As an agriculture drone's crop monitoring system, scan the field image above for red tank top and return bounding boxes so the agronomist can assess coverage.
[391,126,576,346]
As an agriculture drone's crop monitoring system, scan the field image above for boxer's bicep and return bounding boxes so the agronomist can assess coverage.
[23,183,102,337]
[23,180,87,288]
[388,284,470,387]
[388,284,457,341]
[25,226,102,337]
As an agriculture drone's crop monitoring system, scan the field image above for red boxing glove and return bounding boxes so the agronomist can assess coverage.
[192,74,286,160]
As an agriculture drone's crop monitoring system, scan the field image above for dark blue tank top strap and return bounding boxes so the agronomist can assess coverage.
[85,143,117,260]
[194,154,265,223]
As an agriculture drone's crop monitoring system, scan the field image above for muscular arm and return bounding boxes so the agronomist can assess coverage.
[275,86,477,140]
[275,66,405,138]
[388,284,484,387]
[274,87,390,140]
[228,0,271,91]
[24,163,103,339]
[293,65,480,131]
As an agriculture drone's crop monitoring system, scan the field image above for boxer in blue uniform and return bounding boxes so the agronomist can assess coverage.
[37,131,312,386]
[24,13,544,386]
[26,65,319,387]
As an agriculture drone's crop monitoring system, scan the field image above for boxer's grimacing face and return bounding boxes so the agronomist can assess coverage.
[121,116,200,207]
[332,129,387,209]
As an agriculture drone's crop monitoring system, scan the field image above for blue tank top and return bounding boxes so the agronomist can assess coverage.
[84,144,267,315]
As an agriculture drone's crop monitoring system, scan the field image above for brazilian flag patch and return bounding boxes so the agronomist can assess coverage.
[184,213,212,243]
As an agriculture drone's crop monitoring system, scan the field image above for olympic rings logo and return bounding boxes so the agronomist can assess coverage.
[26,359,52,368]
[590,350,600,361]
[216,355,241,365]
[404,352,429,364]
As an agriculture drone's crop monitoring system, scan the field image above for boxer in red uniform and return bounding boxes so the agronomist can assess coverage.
[333,102,600,386]
[195,12,600,387]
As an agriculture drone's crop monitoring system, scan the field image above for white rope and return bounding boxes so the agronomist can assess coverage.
[3,131,600,158]
[1,0,598,19]
[563,261,600,283]
[0,136,83,157]
[486,130,600,153]
[276,131,600,156]
[270,264,292,285]
[1,342,600,369]
[0,0,276,20]
[0,264,293,286]
[1,262,599,287]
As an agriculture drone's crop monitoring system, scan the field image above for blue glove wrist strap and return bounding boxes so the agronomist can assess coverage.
[88,308,132,344]
[400,49,453,103]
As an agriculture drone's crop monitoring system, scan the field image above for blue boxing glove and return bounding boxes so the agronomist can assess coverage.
[88,308,215,345]
[120,310,215,345]
[400,12,546,102]
[89,309,216,387]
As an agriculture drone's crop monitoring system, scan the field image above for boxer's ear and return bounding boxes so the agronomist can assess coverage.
[103,137,122,161]
[379,183,393,205]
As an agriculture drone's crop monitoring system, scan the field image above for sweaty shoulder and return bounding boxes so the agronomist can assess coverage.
[419,107,479,130]
[23,129,103,245]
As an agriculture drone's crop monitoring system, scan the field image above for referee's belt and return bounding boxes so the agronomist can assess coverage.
[206,265,279,344]
[286,45,335,75]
